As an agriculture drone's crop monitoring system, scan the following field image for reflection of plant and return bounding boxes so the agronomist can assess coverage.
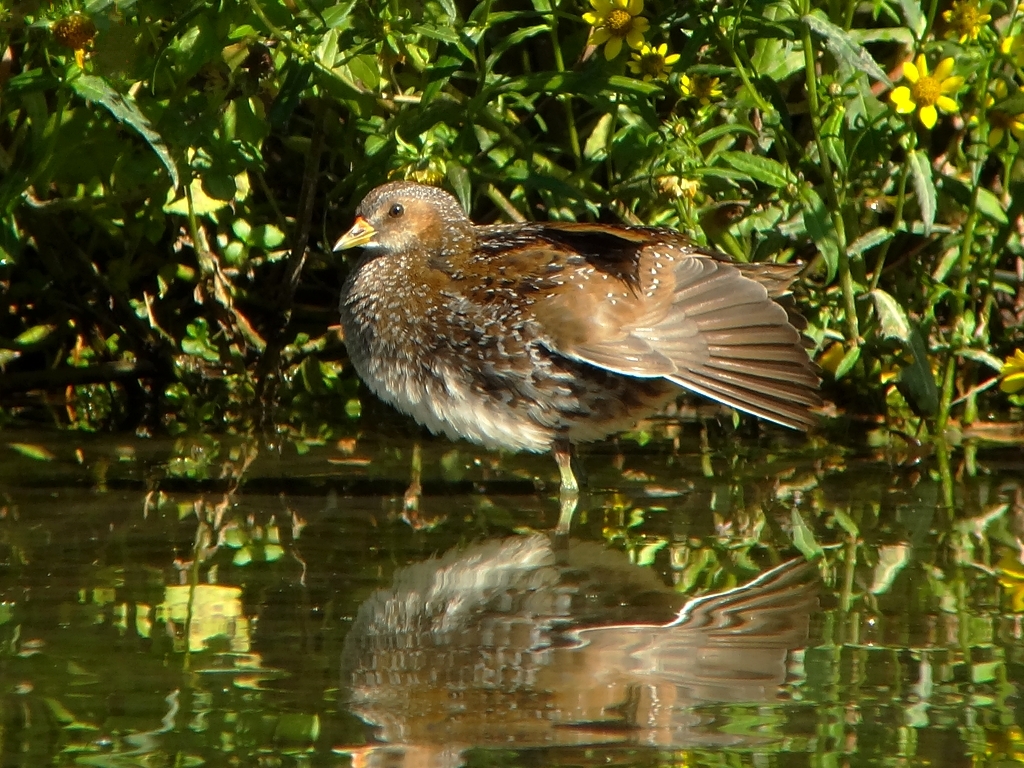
[159,584,250,652]
[997,551,1024,611]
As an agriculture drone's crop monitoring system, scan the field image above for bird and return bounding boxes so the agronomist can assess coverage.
[334,181,820,502]
[340,534,819,762]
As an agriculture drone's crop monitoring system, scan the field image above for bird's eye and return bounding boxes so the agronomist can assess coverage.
[388,203,404,218]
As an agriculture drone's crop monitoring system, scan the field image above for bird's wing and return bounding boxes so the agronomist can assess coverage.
[521,225,821,430]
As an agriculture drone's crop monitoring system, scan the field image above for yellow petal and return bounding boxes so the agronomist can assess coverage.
[988,126,1005,147]
[919,104,938,128]
[1010,119,1024,139]
[664,53,680,65]
[592,0,612,11]
[936,95,958,113]
[933,57,955,80]
[626,27,647,48]
[942,8,953,20]
[604,36,623,59]
[582,12,599,25]
[1001,349,1024,374]
[890,86,915,113]
[941,76,964,94]
[656,43,667,56]
[903,59,920,83]
[1001,370,1024,393]
[915,54,929,78]
[627,0,644,13]
[591,28,611,44]
[627,60,642,74]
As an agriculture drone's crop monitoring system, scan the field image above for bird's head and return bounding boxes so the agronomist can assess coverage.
[333,181,472,259]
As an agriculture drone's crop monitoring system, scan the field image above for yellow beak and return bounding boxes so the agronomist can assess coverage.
[333,216,376,251]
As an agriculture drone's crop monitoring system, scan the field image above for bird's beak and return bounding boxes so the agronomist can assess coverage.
[333,216,376,251]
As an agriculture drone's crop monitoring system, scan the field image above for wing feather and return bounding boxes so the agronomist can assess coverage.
[548,247,821,429]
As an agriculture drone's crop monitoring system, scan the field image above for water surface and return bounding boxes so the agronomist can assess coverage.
[1,422,1022,767]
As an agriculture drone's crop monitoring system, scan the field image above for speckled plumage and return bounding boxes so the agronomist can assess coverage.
[335,181,820,459]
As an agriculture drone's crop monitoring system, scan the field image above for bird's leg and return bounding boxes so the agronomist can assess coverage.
[556,492,578,537]
[554,440,579,536]
[554,441,579,494]
[402,441,423,521]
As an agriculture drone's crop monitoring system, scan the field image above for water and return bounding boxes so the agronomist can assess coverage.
[1,420,1022,767]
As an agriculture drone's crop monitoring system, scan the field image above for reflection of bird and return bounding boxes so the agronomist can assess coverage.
[340,535,819,765]
[334,182,821,496]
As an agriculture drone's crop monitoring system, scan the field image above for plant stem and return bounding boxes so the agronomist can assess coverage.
[801,11,856,341]
[936,61,992,434]
[548,9,582,166]
[870,133,914,291]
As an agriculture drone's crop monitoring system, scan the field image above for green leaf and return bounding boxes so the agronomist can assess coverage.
[975,187,1008,225]
[69,74,179,189]
[486,24,549,71]
[802,11,891,85]
[247,224,286,250]
[834,345,861,380]
[323,0,358,28]
[446,163,471,213]
[993,92,1024,115]
[870,288,911,341]
[694,122,759,146]
[718,151,795,187]
[897,0,927,38]
[820,106,847,176]
[423,55,461,104]
[847,227,893,258]
[800,186,840,282]
[908,149,936,236]
[494,72,660,99]
[200,169,236,202]
[957,348,1005,372]
[583,113,613,161]
[5,68,60,95]
[347,54,380,92]
[898,324,939,416]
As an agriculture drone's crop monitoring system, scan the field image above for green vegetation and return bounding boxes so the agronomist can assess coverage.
[1,0,1023,439]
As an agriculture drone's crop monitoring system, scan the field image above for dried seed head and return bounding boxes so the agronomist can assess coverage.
[53,14,96,50]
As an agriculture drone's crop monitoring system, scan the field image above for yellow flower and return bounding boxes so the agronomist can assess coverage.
[942,0,991,42]
[1001,35,1024,67]
[999,349,1024,394]
[583,0,649,60]
[657,175,700,200]
[679,73,723,105]
[627,43,680,81]
[985,80,1024,147]
[889,55,963,129]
